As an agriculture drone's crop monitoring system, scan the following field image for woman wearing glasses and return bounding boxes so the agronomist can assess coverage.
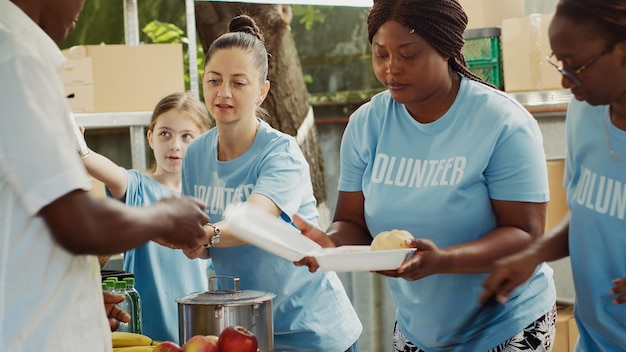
[483,0,626,350]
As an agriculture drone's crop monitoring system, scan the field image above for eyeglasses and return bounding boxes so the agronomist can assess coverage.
[545,49,608,87]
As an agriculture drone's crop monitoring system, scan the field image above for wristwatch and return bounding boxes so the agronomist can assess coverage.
[204,223,221,248]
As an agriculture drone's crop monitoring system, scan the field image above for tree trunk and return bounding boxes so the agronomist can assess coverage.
[194,3,330,227]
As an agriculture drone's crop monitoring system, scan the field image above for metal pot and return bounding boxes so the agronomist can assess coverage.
[177,276,276,352]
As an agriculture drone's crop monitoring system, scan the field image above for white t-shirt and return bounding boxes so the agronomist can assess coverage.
[0,2,110,351]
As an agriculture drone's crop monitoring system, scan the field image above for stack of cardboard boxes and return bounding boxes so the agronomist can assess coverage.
[459,0,563,92]
[60,44,185,113]
[546,159,579,352]
[460,0,525,30]
[61,44,186,197]
[501,13,563,92]
[546,158,568,231]
[554,305,580,352]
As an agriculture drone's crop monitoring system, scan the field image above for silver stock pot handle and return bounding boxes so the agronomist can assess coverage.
[208,275,241,293]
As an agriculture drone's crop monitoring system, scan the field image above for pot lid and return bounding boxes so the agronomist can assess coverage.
[176,276,276,305]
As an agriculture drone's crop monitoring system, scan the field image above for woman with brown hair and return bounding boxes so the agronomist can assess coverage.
[183,15,362,351]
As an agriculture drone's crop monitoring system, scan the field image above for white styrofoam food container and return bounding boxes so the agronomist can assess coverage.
[224,203,414,272]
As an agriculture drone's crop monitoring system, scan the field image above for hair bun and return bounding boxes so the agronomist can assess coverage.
[228,15,264,42]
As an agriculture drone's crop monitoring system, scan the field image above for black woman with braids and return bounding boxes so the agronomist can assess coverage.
[483,1,626,350]
[294,0,557,351]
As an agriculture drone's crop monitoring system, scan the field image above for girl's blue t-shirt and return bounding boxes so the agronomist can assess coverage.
[116,170,209,344]
[564,99,626,351]
[339,75,555,351]
[182,121,362,351]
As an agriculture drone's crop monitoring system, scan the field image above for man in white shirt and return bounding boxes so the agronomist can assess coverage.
[0,1,212,350]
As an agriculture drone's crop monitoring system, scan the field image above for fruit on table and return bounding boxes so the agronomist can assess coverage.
[218,325,258,352]
[153,340,183,352]
[371,229,414,250]
[182,335,219,352]
[112,331,157,348]
[113,346,156,352]
[205,335,219,344]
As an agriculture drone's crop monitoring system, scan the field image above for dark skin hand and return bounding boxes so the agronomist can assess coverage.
[482,213,626,307]
[39,190,211,255]
[295,191,546,282]
[479,239,548,304]
[480,213,570,304]
[103,291,130,331]
[292,214,336,272]
[610,278,626,305]
[375,237,448,279]
[293,191,372,271]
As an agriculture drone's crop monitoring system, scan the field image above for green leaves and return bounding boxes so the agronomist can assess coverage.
[293,5,326,30]
[142,20,185,44]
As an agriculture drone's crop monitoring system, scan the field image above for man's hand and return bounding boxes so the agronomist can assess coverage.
[157,196,210,251]
[103,290,131,331]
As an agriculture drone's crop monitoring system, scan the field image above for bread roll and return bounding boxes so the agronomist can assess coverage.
[371,229,413,251]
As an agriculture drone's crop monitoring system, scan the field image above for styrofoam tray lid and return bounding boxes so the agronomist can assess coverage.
[224,203,322,261]
[224,203,415,271]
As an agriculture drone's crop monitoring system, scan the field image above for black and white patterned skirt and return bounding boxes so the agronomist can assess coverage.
[392,305,557,352]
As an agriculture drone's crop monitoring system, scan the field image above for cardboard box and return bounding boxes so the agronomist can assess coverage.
[60,55,93,85]
[460,0,525,29]
[546,158,568,231]
[553,305,579,352]
[60,44,185,113]
[502,13,563,92]
[65,84,95,112]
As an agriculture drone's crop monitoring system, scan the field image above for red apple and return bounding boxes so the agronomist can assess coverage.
[205,335,219,344]
[218,325,258,352]
[153,341,183,352]
[182,335,219,352]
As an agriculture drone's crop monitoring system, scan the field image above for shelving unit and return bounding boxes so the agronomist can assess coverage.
[510,89,571,117]
[75,111,151,170]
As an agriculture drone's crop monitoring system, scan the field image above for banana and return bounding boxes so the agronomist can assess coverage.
[111,331,155,348]
[112,346,155,352]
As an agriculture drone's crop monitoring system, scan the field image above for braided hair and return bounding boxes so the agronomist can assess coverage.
[555,0,626,48]
[204,15,269,85]
[367,0,492,87]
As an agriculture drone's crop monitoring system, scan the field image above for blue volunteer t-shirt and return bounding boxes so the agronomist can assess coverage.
[182,120,362,351]
[564,99,626,351]
[339,75,555,351]
[116,170,209,344]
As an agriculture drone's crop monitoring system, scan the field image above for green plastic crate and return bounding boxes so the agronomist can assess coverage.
[463,27,501,61]
[462,27,504,89]
[466,60,503,90]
